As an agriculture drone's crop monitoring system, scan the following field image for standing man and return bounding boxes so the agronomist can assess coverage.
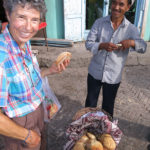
[0,0,70,150]
[85,0,147,117]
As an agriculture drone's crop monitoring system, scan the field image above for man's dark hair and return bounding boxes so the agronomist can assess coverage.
[128,0,132,5]
[111,0,133,5]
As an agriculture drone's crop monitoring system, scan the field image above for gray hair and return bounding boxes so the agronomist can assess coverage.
[3,0,47,20]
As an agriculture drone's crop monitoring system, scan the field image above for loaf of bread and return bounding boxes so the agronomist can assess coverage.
[73,135,89,150]
[73,142,85,150]
[86,132,103,150]
[86,132,96,140]
[98,134,116,150]
[79,135,89,143]
[55,52,71,65]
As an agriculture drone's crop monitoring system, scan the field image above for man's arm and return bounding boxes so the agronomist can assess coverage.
[99,42,118,52]
[85,18,120,54]
[85,19,102,55]
[117,39,135,50]
[0,111,40,148]
[119,26,147,53]
[41,59,70,78]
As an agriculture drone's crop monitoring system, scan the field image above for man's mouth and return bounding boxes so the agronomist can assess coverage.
[20,32,32,38]
[112,10,120,14]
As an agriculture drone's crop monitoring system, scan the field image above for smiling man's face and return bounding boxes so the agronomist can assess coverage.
[7,4,40,48]
[111,0,131,20]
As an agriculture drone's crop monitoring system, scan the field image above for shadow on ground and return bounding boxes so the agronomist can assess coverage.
[117,118,150,141]
[46,94,83,150]
[46,94,150,150]
[125,66,150,90]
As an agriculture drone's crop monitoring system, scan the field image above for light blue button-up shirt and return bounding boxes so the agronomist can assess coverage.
[86,15,147,84]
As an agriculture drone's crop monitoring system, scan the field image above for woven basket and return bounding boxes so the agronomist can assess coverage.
[72,107,112,121]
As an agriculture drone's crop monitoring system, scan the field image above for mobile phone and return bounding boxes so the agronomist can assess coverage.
[116,44,122,47]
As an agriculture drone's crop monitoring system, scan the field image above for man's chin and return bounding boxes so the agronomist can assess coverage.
[111,14,121,19]
[20,36,32,42]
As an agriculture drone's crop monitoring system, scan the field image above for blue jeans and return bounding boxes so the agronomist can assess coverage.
[85,74,120,117]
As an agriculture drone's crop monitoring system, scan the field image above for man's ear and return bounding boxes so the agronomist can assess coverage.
[127,4,131,12]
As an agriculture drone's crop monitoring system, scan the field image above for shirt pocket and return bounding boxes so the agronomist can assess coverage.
[28,64,41,88]
[9,72,32,101]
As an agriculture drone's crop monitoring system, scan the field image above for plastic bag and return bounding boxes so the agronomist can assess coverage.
[42,76,61,122]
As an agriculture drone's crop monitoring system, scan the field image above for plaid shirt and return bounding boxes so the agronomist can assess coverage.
[0,26,45,118]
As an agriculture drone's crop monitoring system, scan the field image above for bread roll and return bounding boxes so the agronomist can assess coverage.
[103,148,108,150]
[55,52,71,65]
[79,135,89,143]
[73,142,85,150]
[99,134,116,150]
[86,132,96,140]
[86,140,103,150]
[73,135,89,150]
[86,132,103,150]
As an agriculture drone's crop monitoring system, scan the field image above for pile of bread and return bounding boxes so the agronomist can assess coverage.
[73,132,116,150]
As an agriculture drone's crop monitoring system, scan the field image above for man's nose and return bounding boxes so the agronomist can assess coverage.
[114,4,120,10]
[25,20,32,31]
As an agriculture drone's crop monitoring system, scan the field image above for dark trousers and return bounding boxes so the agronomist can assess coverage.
[85,74,120,117]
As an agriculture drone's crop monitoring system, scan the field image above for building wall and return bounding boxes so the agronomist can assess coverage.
[143,1,150,41]
[45,0,64,39]
[44,0,149,41]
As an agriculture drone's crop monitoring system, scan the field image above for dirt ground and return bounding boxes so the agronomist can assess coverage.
[0,42,150,150]
[37,43,150,150]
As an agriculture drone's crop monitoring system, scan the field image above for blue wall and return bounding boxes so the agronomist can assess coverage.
[45,0,64,39]
[144,2,150,41]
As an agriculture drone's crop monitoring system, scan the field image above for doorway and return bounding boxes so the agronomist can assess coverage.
[86,0,104,30]
[84,0,138,39]
[86,0,137,30]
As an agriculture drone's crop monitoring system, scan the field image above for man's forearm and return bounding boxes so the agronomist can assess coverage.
[0,112,28,141]
[130,40,135,48]
[98,43,103,50]
[41,68,50,78]
[98,43,108,50]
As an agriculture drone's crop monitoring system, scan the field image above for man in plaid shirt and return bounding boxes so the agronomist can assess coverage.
[0,27,45,118]
[0,0,70,149]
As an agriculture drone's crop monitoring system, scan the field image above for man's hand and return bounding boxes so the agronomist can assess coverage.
[0,113,41,148]
[25,130,41,148]
[57,59,70,73]
[99,42,118,52]
[119,40,135,50]
[41,59,70,77]
[49,59,70,74]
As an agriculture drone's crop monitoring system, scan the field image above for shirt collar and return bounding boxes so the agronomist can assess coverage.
[105,15,129,27]
[3,25,30,56]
